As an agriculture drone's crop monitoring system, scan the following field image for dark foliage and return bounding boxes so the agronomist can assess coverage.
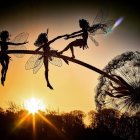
[1,106,139,140]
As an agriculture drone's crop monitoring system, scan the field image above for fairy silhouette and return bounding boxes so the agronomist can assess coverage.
[59,10,115,58]
[0,30,28,86]
[59,19,89,58]
[33,29,66,89]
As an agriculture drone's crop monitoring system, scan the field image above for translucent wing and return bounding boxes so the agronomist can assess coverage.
[25,54,42,70]
[10,32,29,58]
[90,29,105,35]
[89,35,99,46]
[12,32,29,43]
[25,54,43,74]
[33,57,43,74]
[100,8,109,23]
[89,28,105,35]
[92,9,109,25]
[48,49,62,67]
[92,9,103,25]
[49,56,62,67]
[90,20,115,35]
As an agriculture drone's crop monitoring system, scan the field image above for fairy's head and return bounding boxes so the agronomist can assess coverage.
[79,19,89,29]
[34,29,49,47]
[0,30,10,41]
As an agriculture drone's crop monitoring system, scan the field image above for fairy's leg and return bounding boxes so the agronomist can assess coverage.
[59,43,72,54]
[1,60,6,86]
[44,58,53,90]
[3,57,9,81]
[59,42,75,58]
[70,46,75,58]
[60,39,83,58]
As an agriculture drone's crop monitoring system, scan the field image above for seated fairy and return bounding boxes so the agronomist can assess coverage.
[59,19,89,58]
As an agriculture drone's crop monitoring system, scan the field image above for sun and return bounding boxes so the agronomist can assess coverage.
[24,97,46,114]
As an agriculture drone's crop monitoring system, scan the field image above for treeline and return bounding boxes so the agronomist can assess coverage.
[0,105,140,140]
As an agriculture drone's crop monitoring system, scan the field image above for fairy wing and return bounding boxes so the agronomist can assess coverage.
[90,8,112,34]
[33,57,43,74]
[10,32,29,58]
[88,9,108,36]
[90,20,115,35]
[89,35,99,46]
[49,56,62,67]
[92,9,103,25]
[89,9,114,44]
[25,54,43,74]
[92,8,109,25]
[49,49,62,67]
[25,54,41,70]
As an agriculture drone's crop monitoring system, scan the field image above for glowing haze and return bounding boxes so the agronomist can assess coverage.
[0,0,139,113]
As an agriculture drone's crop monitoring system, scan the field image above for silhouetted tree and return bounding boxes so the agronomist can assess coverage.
[1,104,140,140]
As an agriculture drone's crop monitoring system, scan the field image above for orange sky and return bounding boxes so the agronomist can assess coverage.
[0,2,139,113]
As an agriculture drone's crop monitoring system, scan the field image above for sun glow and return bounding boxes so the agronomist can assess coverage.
[24,98,46,114]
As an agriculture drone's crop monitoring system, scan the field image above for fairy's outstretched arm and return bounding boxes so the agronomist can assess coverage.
[35,45,43,52]
[35,35,67,52]
[66,33,83,39]
[48,34,67,45]
[64,30,84,39]
[35,46,42,52]
[68,30,82,36]
[7,41,28,46]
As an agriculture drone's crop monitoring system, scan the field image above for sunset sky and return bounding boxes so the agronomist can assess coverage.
[0,0,139,112]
